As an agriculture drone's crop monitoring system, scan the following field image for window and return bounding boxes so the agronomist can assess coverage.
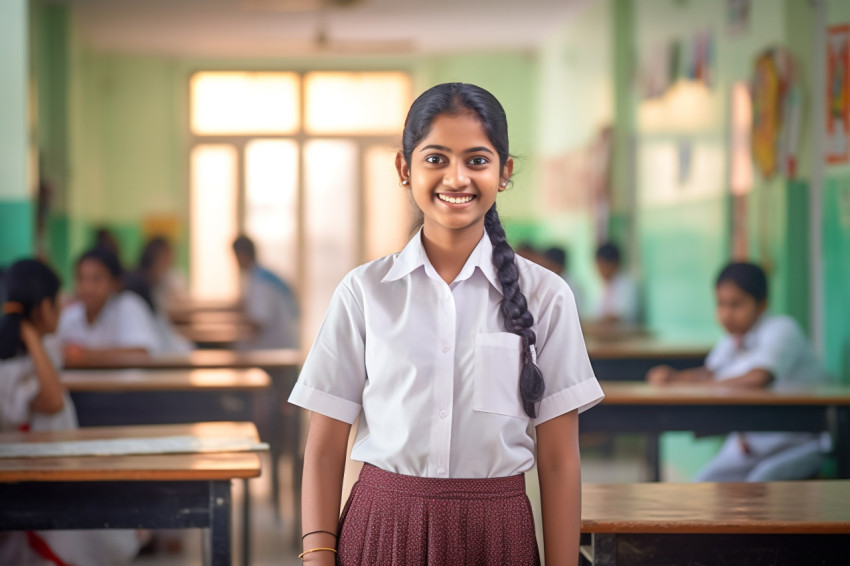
[189,71,412,345]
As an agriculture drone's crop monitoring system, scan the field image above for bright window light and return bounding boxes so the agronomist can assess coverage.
[191,72,300,135]
[304,72,411,135]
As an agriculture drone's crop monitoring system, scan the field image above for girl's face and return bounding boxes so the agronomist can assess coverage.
[75,259,119,314]
[397,112,513,238]
[31,297,60,335]
[715,280,766,336]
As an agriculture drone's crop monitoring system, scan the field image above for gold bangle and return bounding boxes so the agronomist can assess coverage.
[298,547,338,560]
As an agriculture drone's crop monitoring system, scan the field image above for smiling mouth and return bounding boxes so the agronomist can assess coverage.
[437,193,476,204]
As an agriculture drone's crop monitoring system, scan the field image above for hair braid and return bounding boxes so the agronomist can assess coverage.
[484,204,545,418]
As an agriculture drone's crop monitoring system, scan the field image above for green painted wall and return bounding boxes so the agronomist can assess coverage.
[823,0,850,384]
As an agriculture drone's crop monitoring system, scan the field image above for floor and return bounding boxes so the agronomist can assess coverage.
[132,438,648,566]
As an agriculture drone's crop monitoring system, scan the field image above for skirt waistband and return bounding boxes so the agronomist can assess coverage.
[356,463,526,499]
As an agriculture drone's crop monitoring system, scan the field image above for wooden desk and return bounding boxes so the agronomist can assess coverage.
[62,368,270,427]
[582,382,850,480]
[585,339,709,381]
[0,422,263,566]
[580,481,850,565]
[167,299,241,324]
[64,350,301,522]
[174,321,257,349]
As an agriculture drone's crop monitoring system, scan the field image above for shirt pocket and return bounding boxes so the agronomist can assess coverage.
[473,332,526,419]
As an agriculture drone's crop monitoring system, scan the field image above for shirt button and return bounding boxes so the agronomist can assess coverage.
[439,409,448,418]
[441,344,450,353]
[437,468,446,476]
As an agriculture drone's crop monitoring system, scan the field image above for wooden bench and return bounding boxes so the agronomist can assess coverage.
[0,422,264,566]
[580,481,850,565]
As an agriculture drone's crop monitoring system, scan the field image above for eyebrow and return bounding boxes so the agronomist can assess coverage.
[420,144,494,155]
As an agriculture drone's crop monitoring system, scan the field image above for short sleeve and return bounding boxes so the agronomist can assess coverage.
[115,294,162,353]
[746,318,806,381]
[704,339,731,372]
[288,279,367,424]
[0,359,39,429]
[532,282,605,426]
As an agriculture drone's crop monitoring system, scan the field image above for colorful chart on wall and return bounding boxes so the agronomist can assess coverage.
[827,25,850,164]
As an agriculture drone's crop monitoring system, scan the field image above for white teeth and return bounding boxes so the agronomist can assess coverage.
[438,194,474,204]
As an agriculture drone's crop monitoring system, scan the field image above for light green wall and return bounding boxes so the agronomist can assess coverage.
[0,0,33,264]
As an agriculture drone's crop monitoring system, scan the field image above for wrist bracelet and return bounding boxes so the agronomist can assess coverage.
[298,547,338,560]
[301,529,338,540]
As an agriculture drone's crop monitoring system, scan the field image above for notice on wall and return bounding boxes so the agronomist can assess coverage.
[826,25,850,164]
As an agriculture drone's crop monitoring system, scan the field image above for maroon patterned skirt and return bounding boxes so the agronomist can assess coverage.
[337,463,540,566]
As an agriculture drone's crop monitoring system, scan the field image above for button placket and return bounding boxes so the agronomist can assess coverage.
[432,282,455,477]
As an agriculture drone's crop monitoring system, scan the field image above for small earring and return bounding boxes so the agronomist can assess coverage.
[500,180,507,187]
[401,179,409,186]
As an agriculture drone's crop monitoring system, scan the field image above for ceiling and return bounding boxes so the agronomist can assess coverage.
[64,0,590,58]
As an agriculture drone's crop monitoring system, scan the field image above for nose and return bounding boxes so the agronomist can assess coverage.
[443,162,470,189]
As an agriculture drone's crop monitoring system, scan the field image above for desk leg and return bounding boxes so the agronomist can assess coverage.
[591,533,617,566]
[646,434,661,482]
[242,479,251,566]
[269,369,283,522]
[209,480,232,566]
[834,406,850,479]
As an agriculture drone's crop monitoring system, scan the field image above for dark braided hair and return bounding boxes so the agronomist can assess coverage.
[401,82,545,418]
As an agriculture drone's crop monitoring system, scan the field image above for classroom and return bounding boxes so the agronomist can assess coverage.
[1,0,849,565]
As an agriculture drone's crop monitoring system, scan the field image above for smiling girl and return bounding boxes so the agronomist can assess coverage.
[288,83,604,566]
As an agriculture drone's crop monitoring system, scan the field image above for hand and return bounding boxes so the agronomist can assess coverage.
[647,365,675,386]
[19,320,40,347]
[63,343,87,361]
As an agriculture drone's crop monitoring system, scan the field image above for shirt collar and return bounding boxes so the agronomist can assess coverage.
[381,228,503,295]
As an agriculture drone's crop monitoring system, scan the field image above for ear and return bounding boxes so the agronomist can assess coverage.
[499,157,515,192]
[395,151,410,186]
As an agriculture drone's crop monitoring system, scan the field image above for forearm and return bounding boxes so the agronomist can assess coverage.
[539,452,581,566]
[711,368,773,389]
[670,366,713,383]
[25,337,65,414]
[300,413,351,564]
[536,411,581,566]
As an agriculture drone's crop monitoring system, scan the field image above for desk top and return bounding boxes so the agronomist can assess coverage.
[64,348,301,371]
[598,381,850,405]
[582,481,850,534]
[62,367,270,392]
[0,422,262,482]
[585,338,710,360]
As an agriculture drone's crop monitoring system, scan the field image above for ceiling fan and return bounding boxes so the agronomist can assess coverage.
[238,0,416,54]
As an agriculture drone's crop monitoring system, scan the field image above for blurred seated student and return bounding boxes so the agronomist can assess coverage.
[124,237,193,354]
[58,247,162,364]
[544,245,583,313]
[647,262,830,481]
[0,259,142,566]
[590,241,640,324]
[232,235,299,349]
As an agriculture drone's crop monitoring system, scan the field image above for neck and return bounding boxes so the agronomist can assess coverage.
[421,222,484,285]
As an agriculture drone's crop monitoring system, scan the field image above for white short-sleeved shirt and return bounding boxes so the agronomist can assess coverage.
[0,335,77,432]
[595,272,640,323]
[289,230,604,479]
[706,314,828,384]
[240,266,299,350]
[57,291,162,354]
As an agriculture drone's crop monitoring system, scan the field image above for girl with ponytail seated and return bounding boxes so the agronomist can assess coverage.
[58,247,162,365]
[0,259,142,565]
[289,83,604,566]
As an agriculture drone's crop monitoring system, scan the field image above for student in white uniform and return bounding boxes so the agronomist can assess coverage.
[58,248,162,364]
[0,259,141,566]
[232,236,299,349]
[592,241,640,324]
[648,261,830,481]
[125,237,193,354]
[289,83,604,566]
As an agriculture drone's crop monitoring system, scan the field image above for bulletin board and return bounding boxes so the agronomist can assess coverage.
[827,25,850,164]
